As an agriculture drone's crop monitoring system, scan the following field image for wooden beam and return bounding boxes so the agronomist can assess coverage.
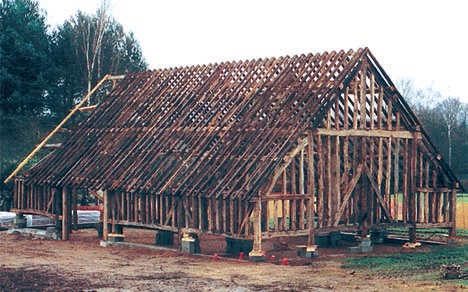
[334,164,363,226]
[4,74,112,183]
[10,208,60,219]
[264,137,308,197]
[313,128,422,139]
[365,170,394,223]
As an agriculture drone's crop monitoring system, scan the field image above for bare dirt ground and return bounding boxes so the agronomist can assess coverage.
[0,228,466,292]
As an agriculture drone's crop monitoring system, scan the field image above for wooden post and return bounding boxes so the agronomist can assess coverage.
[449,187,457,237]
[307,131,315,246]
[62,187,71,240]
[72,188,78,230]
[249,193,264,260]
[103,190,109,242]
[409,135,418,242]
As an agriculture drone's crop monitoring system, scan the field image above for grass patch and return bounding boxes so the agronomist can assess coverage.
[459,193,468,203]
[342,244,468,284]
[387,227,468,239]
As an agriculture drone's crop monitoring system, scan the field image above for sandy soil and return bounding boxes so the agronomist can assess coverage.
[0,228,466,292]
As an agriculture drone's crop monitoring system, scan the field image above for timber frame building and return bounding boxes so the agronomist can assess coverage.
[11,48,462,254]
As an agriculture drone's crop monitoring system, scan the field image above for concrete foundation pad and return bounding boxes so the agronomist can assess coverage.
[248,251,265,262]
[7,228,48,239]
[347,246,362,254]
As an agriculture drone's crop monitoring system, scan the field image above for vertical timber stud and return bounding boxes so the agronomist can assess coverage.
[62,187,71,240]
[409,133,418,242]
[307,130,316,246]
[249,192,264,261]
[72,188,78,230]
[449,185,457,237]
[103,190,109,242]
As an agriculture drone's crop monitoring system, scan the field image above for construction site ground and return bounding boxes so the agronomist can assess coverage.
[1,228,466,291]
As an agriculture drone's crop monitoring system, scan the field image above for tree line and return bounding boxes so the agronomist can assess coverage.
[0,0,147,207]
[397,80,468,189]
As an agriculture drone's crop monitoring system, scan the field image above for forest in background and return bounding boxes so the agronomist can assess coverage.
[1,0,466,210]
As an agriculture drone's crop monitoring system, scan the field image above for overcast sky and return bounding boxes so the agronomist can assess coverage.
[38,0,467,103]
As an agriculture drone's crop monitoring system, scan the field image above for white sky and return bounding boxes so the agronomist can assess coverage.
[38,0,467,103]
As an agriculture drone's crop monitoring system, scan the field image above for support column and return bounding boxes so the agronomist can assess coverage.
[307,130,316,247]
[249,194,264,262]
[408,135,418,242]
[449,186,457,237]
[72,188,78,230]
[102,190,109,242]
[62,187,71,240]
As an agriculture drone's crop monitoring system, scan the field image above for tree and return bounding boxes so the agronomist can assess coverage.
[437,97,465,167]
[48,8,147,117]
[0,0,50,115]
[0,0,148,209]
[397,80,468,187]
[0,0,52,209]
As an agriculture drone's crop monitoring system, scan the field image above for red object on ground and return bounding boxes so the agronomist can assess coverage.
[213,253,219,260]
[280,257,288,266]
[270,255,276,262]
[238,252,244,260]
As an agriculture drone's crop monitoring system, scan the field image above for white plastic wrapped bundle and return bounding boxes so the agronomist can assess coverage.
[75,210,100,224]
[26,215,55,227]
[0,212,16,229]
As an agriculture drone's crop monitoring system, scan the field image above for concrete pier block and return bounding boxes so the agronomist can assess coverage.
[248,251,265,262]
[181,234,200,254]
[297,245,318,258]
